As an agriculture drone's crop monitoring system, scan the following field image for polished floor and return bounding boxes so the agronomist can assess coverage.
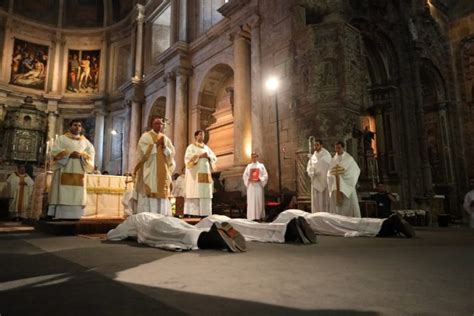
[0,222,473,315]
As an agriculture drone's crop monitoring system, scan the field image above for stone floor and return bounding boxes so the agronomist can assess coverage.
[0,222,473,315]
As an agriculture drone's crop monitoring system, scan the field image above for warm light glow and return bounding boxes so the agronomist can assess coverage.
[111,129,118,135]
[245,141,252,159]
[265,77,279,92]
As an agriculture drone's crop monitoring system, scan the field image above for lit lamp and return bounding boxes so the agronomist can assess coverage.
[111,129,123,175]
[265,77,282,193]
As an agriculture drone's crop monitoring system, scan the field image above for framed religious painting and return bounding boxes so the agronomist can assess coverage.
[10,38,49,91]
[66,49,101,93]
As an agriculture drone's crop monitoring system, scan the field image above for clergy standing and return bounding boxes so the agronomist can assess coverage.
[327,141,361,217]
[184,130,217,217]
[243,152,268,221]
[306,140,332,213]
[133,118,175,215]
[47,119,95,220]
[6,165,34,220]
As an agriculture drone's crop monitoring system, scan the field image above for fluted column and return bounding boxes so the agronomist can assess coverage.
[231,29,252,165]
[94,110,105,170]
[51,33,63,93]
[174,68,190,172]
[164,72,176,140]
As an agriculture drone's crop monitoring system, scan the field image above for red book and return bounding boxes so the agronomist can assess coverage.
[250,168,260,182]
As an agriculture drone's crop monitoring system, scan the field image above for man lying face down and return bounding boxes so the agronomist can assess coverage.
[107,210,414,252]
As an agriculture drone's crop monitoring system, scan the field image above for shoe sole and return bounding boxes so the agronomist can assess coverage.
[297,217,317,244]
[216,222,247,252]
[393,215,416,238]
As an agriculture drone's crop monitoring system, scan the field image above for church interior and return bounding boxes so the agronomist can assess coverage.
[0,0,473,315]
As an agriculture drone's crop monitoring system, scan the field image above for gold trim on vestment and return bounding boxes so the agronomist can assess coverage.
[53,150,70,161]
[60,173,84,186]
[87,187,126,194]
[64,131,86,141]
[198,173,212,183]
[186,154,200,168]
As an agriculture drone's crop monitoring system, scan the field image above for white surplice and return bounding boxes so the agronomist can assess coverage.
[107,212,204,251]
[107,209,385,250]
[243,162,268,220]
[463,189,474,228]
[327,152,361,217]
[306,148,332,213]
[6,172,34,218]
[47,132,95,219]
[197,209,383,241]
[184,142,217,216]
[133,130,175,216]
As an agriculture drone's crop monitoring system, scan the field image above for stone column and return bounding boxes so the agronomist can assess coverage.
[178,0,188,42]
[232,29,252,165]
[134,4,145,81]
[51,33,64,93]
[173,68,190,172]
[94,110,105,170]
[128,5,146,171]
[248,16,264,158]
[164,72,176,141]
[412,46,433,196]
[47,111,58,141]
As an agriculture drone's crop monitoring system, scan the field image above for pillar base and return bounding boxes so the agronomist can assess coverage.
[220,165,247,195]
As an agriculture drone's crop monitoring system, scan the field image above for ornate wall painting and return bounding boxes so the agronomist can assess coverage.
[66,49,100,93]
[10,38,49,90]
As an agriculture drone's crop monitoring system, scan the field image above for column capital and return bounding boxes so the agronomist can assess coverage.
[229,27,251,43]
[173,67,192,78]
[164,71,176,83]
[136,4,145,24]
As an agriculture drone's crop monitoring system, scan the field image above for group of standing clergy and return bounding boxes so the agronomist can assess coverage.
[307,139,361,217]
[40,116,361,222]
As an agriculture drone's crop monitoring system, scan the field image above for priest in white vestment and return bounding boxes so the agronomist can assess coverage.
[327,141,361,217]
[6,165,34,219]
[243,152,268,221]
[184,130,217,217]
[133,118,175,216]
[463,178,474,228]
[47,120,95,220]
[306,140,332,213]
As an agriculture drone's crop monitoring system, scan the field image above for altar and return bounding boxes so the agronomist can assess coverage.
[84,174,132,219]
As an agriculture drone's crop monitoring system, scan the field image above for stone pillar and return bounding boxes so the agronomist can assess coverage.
[47,112,58,141]
[412,46,434,196]
[164,72,176,141]
[128,5,146,171]
[296,150,311,211]
[94,110,105,170]
[51,33,64,93]
[249,16,264,158]
[99,34,108,93]
[173,68,190,172]
[134,4,145,81]
[232,29,252,165]
[178,0,188,42]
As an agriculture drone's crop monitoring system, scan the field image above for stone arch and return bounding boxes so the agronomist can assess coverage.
[419,59,453,189]
[195,63,235,171]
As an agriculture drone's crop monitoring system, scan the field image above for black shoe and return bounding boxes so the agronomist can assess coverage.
[215,222,247,252]
[285,218,303,243]
[297,217,317,244]
[389,214,416,238]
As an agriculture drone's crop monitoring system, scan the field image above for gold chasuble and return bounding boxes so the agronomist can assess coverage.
[134,130,175,200]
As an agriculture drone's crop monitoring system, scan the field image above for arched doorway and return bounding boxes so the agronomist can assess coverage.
[196,64,234,171]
